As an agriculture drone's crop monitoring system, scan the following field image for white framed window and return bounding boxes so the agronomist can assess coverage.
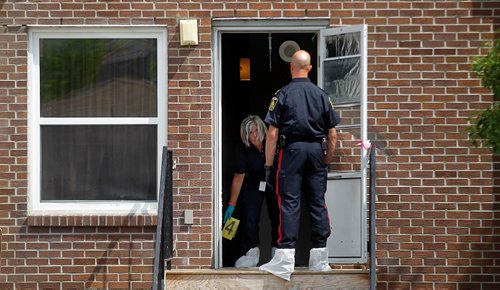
[28,27,167,215]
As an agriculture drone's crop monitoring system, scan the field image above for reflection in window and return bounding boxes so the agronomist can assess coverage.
[324,32,360,58]
[329,127,362,172]
[40,39,158,117]
[323,57,360,105]
[334,105,361,127]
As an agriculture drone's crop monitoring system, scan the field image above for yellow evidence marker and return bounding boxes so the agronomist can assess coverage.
[222,217,240,240]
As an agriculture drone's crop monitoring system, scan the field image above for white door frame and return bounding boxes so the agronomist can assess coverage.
[211,18,330,268]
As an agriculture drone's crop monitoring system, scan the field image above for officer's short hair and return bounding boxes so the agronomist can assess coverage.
[240,115,267,147]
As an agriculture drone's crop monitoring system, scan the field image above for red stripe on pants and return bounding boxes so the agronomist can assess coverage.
[275,149,283,246]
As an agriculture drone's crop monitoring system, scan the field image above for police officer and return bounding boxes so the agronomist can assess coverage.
[259,50,341,281]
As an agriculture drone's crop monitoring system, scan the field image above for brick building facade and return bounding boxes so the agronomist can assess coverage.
[0,1,498,289]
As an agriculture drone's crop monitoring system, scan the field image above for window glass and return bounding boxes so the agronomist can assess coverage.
[40,39,158,117]
[41,125,157,201]
[332,104,361,127]
[29,28,166,212]
[323,57,361,105]
[324,32,360,58]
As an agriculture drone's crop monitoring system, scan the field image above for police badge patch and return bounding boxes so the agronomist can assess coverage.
[268,97,278,111]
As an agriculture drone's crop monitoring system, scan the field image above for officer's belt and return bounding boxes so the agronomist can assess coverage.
[284,136,323,144]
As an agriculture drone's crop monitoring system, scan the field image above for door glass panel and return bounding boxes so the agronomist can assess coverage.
[41,125,157,201]
[334,104,361,127]
[323,57,361,105]
[324,32,360,58]
[329,127,362,172]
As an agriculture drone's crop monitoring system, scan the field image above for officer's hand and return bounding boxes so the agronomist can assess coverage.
[265,165,273,183]
[264,165,274,191]
[224,205,235,223]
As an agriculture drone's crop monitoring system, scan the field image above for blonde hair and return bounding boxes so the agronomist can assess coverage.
[240,115,267,147]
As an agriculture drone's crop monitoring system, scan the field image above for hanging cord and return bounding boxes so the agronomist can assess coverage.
[268,33,272,72]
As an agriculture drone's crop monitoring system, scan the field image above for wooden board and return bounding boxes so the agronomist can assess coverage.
[165,268,369,289]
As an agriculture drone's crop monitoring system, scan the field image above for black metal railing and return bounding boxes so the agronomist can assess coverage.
[153,147,173,290]
[369,144,377,290]
[149,145,375,288]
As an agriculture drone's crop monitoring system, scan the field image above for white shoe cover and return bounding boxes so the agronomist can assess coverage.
[235,247,259,268]
[309,247,332,271]
[259,248,295,281]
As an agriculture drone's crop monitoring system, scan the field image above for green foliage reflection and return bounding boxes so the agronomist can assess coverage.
[39,38,157,104]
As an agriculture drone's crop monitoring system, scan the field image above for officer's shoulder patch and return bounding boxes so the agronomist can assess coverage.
[268,97,278,112]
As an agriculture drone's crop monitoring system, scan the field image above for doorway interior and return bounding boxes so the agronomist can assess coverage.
[220,32,318,267]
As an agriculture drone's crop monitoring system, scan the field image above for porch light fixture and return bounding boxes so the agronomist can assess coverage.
[240,58,250,81]
[179,19,198,46]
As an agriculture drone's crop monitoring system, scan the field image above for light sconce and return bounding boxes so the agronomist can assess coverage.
[179,19,198,46]
[240,58,250,81]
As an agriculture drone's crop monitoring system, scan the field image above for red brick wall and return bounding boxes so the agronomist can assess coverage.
[0,1,498,289]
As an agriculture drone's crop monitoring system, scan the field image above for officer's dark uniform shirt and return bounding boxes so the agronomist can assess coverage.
[265,78,340,139]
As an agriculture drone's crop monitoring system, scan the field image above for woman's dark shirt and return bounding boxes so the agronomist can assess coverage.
[233,142,265,189]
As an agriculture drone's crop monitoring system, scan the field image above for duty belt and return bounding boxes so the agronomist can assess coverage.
[283,136,322,144]
[278,135,328,156]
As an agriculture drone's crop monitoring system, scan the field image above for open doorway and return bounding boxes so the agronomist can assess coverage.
[220,32,317,267]
[215,22,369,269]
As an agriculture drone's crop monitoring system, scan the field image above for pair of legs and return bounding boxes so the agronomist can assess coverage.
[274,141,330,249]
[260,141,331,280]
[237,185,279,259]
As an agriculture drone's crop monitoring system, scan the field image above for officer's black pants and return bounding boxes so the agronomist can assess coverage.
[274,141,331,249]
[238,185,279,256]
